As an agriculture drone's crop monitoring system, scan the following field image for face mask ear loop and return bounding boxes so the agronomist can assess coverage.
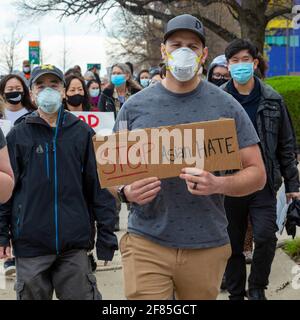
[166,51,174,61]
[196,54,202,64]
[195,54,203,74]
[165,50,173,71]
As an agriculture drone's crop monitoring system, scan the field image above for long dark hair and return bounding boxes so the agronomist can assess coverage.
[64,74,90,111]
[0,74,36,111]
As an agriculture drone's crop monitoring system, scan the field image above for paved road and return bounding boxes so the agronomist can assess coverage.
[1,204,299,300]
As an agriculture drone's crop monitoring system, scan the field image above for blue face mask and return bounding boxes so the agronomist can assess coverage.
[229,62,254,85]
[36,87,62,114]
[140,78,150,88]
[89,88,100,98]
[111,74,126,87]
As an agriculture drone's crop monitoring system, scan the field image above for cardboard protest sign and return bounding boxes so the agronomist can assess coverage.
[0,120,12,136]
[72,112,114,134]
[93,118,242,188]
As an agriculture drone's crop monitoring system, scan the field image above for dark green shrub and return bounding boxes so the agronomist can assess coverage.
[283,237,300,260]
[265,76,300,148]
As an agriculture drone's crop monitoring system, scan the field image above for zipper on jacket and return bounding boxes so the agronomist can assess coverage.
[53,107,62,255]
[16,204,21,238]
[45,143,50,179]
[53,141,59,254]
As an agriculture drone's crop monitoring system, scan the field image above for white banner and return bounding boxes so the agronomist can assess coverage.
[0,120,12,136]
[72,112,115,135]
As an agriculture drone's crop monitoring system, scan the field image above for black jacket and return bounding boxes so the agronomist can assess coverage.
[222,78,299,193]
[98,85,141,118]
[0,108,118,259]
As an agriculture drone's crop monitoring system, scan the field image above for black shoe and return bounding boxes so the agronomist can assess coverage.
[246,288,267,300]
[229,296,245,300]
[220,275,227,291]
[88,254,97,272]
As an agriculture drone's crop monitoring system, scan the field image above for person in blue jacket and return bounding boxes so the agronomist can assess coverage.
[0,64,118,300]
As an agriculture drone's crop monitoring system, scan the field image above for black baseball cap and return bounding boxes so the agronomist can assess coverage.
[29,64,65,88]
[163,14,206,46]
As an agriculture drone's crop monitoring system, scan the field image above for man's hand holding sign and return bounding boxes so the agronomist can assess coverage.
[93,118,266,203]
[123,177,161,206]
[180,144,266,197]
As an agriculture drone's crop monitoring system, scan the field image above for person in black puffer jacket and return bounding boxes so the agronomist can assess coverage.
[0,65,118,300]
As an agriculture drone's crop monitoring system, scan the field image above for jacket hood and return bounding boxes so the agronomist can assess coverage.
[207,55,228,82]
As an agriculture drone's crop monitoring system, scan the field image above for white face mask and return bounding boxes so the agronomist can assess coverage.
[166,47,201,82]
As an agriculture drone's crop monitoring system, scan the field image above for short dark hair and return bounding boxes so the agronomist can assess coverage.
[225,39,258,61]
[64,68,81,78]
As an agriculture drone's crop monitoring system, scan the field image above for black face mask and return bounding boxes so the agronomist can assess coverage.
[4,91,24,105]
[210,78,229,87]
[66,94,85,107]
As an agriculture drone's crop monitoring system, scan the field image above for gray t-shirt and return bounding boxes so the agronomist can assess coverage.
[114,81,260,249]
[0,128,6,149]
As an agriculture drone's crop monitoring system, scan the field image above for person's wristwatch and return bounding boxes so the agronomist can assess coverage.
[117,185,130,203]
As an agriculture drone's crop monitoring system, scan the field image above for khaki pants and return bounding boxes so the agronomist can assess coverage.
[120,233,231,300]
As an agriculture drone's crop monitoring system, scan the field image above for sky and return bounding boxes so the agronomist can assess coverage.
[0,0,116,75]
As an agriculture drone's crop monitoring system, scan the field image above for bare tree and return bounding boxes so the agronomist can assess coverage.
[61,25,72,72]
[18,0,293,53]
[106,9,163,69]
[0,22,23,73]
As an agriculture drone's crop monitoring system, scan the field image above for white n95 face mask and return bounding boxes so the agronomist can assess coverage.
[37,87,62,114]
[166,47,201,82]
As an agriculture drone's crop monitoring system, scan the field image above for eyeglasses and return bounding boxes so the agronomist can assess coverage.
[212,73,230,80]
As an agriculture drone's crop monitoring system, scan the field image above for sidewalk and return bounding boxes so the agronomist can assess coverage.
[1,204,299,300]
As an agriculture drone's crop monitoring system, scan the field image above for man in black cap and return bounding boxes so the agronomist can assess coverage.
[0,64,118,300]
[110,14,266,300]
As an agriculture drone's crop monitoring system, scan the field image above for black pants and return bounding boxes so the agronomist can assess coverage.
[224,184,278,300]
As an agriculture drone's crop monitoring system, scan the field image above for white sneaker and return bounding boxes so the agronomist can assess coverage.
[243,251,253,264]
[3,259,16,276]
